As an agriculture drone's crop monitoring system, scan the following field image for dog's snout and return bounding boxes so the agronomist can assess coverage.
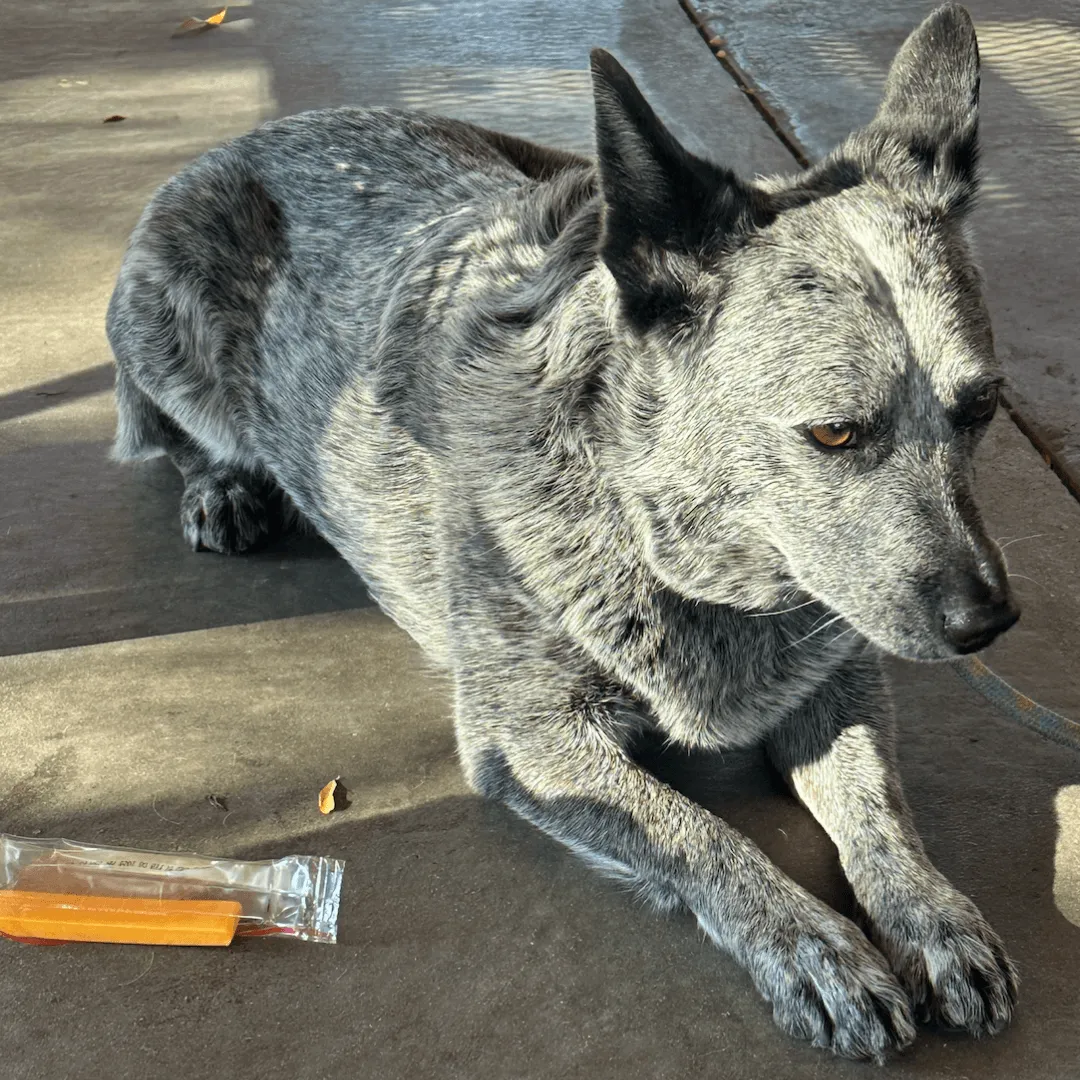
[942,572,1020,654]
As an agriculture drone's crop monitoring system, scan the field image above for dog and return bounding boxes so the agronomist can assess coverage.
[106,3,1020,1060]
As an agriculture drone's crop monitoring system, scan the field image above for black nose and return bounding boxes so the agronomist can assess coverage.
[942,575,1020,654]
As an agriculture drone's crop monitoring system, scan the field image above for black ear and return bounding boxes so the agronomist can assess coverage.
[872,4,980,210]
[589,49,764,329]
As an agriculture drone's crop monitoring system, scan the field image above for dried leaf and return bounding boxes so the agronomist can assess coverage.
[318,778,339,815]
[172,8,227,36]
[103,115,126,123]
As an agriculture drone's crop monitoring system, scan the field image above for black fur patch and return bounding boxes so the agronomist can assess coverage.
[790,265,823,293]
[472,126,592,182]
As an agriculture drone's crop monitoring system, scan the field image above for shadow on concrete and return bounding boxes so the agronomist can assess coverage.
[0,444,372,657]
[0,363,115,424]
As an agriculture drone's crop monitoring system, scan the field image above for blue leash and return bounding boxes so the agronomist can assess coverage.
[952,656,1080,753]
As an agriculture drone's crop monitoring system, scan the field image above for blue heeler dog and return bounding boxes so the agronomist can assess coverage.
[107,4,1020,1061]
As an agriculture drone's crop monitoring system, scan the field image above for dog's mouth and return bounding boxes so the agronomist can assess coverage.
[785,582,1021,664]
[837,604,1020,664]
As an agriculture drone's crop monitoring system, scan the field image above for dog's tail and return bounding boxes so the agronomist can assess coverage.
[106,271,174,462]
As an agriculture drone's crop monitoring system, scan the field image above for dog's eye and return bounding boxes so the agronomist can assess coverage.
[809,422,856,448]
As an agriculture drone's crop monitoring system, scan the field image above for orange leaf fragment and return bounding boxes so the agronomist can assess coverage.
[172,8,227,36]
[318,778,339,815]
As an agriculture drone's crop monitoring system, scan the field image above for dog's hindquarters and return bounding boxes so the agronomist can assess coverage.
[106,108,553,560]
[106,158,292,552]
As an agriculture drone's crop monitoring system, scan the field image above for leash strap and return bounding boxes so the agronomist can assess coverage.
[952,655,1080,753]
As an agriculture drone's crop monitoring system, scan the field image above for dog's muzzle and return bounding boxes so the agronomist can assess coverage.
[941,571,1021,654]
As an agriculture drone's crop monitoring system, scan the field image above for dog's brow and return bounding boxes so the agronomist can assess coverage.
[948,375,1004,413]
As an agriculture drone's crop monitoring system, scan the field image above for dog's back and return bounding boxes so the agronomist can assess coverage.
[107,106,593,656]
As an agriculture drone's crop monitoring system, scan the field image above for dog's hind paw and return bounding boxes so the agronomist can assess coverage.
[863,878,1018,1036]
[180,471,272,554]
[738,900,916,1061]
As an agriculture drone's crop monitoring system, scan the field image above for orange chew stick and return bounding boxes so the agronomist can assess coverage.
[0,890,243,946]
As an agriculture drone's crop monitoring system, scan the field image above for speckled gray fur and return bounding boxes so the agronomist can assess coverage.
[107,5,1019,1061]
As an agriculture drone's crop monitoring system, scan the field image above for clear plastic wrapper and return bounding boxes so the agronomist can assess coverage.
[0,834,343,945]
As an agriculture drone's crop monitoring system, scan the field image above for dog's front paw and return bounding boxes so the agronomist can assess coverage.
[741,901,916,1061]
[863,878,1018,1036]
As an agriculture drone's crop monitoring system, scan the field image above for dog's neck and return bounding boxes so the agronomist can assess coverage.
[459,255,860,748]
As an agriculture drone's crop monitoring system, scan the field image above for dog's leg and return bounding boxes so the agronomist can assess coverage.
[110,297,278,554]
[114,379,274,553]
[767,653,1018,1034]
[455,654,915,1060]
[157,430,274,554]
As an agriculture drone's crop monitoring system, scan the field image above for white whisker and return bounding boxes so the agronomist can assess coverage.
[783,614,845,651]
[996,533,1045,551]
[828,624,861,647]
[745,598,819,618]
[1007,572,1049,593]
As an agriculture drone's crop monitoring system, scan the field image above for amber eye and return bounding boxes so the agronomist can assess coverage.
[809,422,856,448]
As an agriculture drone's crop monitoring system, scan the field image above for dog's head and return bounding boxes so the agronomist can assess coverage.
[591,4,1019,661]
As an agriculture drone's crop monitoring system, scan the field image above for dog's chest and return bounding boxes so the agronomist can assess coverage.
[635,601,861,750]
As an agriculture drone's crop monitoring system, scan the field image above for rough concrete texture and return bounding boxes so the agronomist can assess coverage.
[689,0,1080,497]
[1,2,1079,1078]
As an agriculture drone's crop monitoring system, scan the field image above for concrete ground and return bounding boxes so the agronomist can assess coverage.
[1,2,1078,1078]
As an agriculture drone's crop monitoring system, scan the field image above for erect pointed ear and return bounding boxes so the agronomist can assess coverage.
[589,49,767,329]
[871,4,980,210]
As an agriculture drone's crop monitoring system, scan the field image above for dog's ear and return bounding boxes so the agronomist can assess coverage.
[590,49,764,329]
[872,4,980,211]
